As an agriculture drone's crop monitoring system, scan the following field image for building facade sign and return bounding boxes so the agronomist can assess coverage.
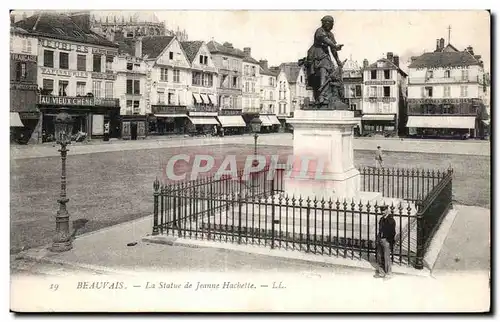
[38,95,94,106]
[10,53,37,62]
[91,72,117,80]
[11,83,39,91]
[91,47,118,56]
[416,66,473,71]
[41,39,89,53]
[407,98,482,104]
[364,97,397,103]
[218,109,243,116]
[151,105,187,114]
[41,67,117,80]
[364,80,396,85]
[189,105,218,113]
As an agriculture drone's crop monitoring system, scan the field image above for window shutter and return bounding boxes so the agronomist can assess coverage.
[421,86,425,98]
[377,86,383,97]
[134,80,140,94]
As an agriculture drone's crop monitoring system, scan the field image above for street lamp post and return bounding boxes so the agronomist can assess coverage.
[50,109,74,253]
[250,117,262,196]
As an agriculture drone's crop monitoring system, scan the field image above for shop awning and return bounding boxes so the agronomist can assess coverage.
[217,115,246,127]
[406,116,476,129]
[362,114,395,121]
[10,112,23,127]
[482,119,490,126]
[155,114,187,118]
[267,115,281,125]
[189,117,220,125]
[208,94,217,105]
[200,94,210,104]
[259,115,273,127]
[192,93,203,104]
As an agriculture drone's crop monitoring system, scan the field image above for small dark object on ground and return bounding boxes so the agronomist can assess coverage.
[127,242,138,247]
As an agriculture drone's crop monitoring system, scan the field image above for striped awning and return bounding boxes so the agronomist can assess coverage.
[189,117,220,125]
[10,112,23,127]
[217,115,246,127]
[192,93,203,103]
[259,115,273,127]
[200,94,210,104]
[406,116,476,129]
[208,94,217,105]
[267,115,281,125]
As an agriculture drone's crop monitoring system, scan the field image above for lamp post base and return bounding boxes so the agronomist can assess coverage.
[49,240,73,253]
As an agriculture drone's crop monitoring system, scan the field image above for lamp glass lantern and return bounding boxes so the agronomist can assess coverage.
[250,117,262,133]
[54,111,74,145]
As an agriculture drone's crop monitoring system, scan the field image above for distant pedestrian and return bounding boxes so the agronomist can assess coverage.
[375,146,383,168]
[375,205,396,279]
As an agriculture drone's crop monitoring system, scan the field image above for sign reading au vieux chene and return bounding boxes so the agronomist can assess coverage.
[38,95,94,106]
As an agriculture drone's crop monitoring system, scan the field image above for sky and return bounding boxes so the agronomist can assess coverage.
[13,10,491,72]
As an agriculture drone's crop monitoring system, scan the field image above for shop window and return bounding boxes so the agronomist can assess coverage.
[105,82,113,98]
[173,70,180,83]
[15,62,27,81]
[93,54,102,72]
[160,68,168,82]
[43,50,54,68]
[58,81,69,97]
[77,54,86,71]
[59,52,69,69]
[92,81,102,98]
[76,82,86,96]
[383,86,391,97]
[443,105,453,114]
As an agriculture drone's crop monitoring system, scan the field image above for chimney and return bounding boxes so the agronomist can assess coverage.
[363,59,369,68]
[436,39,440,51]
[135,38,142,57]
[259,60,268,70]
[223,42,233,48]
[386,52,394,62]
[243,47,251,57]
[393,55,400,67]
[114,30,124,42]
[410,56,417,63]
[70,12,91,31]
[440,38,445,50]
[466,46,474,55]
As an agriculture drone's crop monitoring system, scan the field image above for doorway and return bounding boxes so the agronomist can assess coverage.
[131,122,138,140]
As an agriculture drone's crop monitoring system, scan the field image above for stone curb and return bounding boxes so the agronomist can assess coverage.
[142,235,431,278]
[14,247,136,276]
[424,208,459,271]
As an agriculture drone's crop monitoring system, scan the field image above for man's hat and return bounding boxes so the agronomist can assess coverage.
[321,15,334,23]
[379,205,389,211]
[377,146,381,148]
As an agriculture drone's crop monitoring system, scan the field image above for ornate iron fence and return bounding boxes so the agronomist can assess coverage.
[152,166,454,269]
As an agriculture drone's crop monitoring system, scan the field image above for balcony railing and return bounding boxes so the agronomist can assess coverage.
[151,105,188,114]
[409,76,481,85]
[242,106,261,114]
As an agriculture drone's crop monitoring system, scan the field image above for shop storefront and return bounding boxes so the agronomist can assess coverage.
[150,105,188,135]
[361,114,397,136]
[406,115,477,139]
[187,106,220,135]
[121,115,147,140]
[258,114,281,133]
[38,95,120,142]
[217,109,246,135]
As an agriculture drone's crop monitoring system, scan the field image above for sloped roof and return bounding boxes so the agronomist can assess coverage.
[243,56,259,64]
[141,36,174,59]
[15,12,118,48]
[10,26,29,35]
[365,58,408,77]
[408,51,481,69]
[259,63,277,76]
[207,40,245,58]
[180,41,203,63]
[116,39,136,56]
[280,62,302,84]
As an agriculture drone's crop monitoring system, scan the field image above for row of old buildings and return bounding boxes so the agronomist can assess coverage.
[10,11,490,144]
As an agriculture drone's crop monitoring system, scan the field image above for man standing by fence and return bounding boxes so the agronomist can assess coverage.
[375,146,383,168]
[376,205,396,278]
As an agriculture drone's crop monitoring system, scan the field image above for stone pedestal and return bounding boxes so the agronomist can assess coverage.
[285,109,377,202]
